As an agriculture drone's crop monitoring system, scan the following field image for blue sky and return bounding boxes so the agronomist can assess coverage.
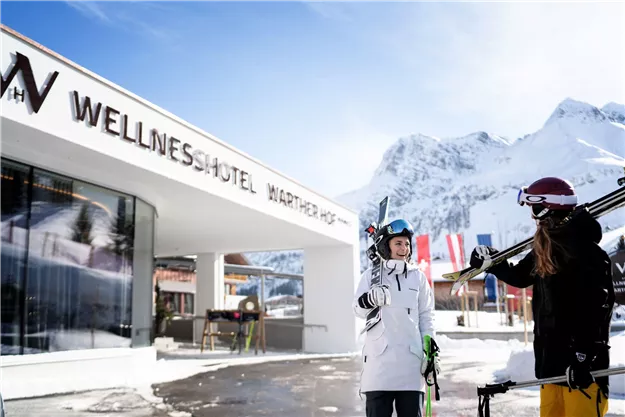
[2,1,623,197]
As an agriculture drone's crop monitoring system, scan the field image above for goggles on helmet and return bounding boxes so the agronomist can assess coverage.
[517,186,578,207]
[387,219,414,236]
[531,204,550,220]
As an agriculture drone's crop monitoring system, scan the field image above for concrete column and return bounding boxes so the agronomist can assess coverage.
[194,253,224,343]
[303,244,360,353]
[131,199,155,348]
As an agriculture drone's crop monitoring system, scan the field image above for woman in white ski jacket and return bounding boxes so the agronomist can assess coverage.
[353,218,439,417]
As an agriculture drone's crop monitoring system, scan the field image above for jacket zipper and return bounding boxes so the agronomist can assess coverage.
[395,275,401,291]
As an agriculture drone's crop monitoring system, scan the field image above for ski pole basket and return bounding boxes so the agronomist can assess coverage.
[477,381,515,417]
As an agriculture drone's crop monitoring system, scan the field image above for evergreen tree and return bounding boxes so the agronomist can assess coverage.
[70,202,94,245]
[107,198,133,254]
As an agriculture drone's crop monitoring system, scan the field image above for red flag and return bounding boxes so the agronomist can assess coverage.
[415,234,432,287]
[446,233,466,271]
[446,233,467,295]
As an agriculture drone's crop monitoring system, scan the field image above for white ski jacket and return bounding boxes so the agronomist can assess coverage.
[353,260,435,393]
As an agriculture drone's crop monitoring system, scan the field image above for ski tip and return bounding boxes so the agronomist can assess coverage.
[450,278,469,296]
[442,271,461,281]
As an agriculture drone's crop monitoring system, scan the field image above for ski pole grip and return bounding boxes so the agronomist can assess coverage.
[477,381,514,397]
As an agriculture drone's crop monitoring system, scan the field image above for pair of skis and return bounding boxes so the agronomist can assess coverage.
[361,196,390,334]
[443,174,625,295]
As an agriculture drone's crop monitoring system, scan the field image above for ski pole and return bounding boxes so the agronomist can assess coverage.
[477,366,625,417]
[423,335,440,417]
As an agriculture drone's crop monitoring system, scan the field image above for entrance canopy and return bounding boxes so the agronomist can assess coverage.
[1,26,359,256]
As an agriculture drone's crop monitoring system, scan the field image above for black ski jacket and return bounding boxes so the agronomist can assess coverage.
[488,209,615,392]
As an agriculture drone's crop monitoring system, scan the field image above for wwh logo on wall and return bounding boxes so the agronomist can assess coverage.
[1,51,59,113]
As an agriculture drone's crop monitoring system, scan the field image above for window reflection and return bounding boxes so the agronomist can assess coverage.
[160,291,195,316]
[1,160,30,354]
[1,158,136,354]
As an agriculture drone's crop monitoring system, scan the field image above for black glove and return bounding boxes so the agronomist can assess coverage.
[469,245,499,269]
[565,350,595,391]
[357,285,391,309]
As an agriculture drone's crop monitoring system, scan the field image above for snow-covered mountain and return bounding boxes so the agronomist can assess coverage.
[244,98,625,294]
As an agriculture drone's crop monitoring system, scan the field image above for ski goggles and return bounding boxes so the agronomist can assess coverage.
[387,219,414,236]
[517,187,578,206]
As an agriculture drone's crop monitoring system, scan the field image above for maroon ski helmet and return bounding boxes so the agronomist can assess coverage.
[517,177,577,219]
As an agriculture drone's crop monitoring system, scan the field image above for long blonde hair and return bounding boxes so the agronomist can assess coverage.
[533,223,570,277]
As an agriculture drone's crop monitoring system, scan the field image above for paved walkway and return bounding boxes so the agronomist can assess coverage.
[4,388,178,417]
[152,356,540,417]
[7,351,625,417]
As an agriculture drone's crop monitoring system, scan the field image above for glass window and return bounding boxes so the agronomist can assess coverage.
[1,158,146,354]
[1,160,31,354]
[23,168,135,352]
[163,292,179,314]
[183,293,194,315]
[158,292,194,316]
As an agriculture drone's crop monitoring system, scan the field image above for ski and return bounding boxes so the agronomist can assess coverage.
[361,196,389,334]
[444,180,625,296]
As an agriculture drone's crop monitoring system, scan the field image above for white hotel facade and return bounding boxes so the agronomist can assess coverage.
[0,25,361,399]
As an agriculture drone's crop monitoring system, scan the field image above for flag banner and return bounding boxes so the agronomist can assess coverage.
[477,233,493,247]
[416,234,432,287]
[446,233,466,271]
[447,233,467,296]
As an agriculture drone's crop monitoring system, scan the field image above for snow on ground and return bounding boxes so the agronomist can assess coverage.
[436,335,525,392]
[435,309,532,333]
[494,331,625,395]
[489,331,625,415]
[437,333,625,415]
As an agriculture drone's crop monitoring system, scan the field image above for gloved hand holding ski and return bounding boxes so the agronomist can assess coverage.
[470,245,499,270]
[357,284,391,309]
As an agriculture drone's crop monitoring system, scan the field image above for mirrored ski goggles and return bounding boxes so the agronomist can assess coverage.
[517,187,578,206]
[387,219,414,235]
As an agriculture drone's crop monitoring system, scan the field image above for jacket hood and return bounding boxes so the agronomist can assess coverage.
[554,208,602,244]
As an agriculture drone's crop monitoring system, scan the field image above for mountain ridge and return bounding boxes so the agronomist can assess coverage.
[242,98,625,296]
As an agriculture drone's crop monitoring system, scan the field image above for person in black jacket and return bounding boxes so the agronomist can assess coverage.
[470,177,615,417]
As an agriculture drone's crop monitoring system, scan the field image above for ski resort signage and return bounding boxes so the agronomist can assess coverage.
[611,249,625,305]
[69,92,349,227]
[71,93,350,226]
[69,91,351,227]
[266,184,351,226]
[2,49,351,229]
[70,92,258,195]
[1,51,59,114]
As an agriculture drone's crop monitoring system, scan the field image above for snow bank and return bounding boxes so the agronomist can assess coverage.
[494,332,625,395]
[492,344,535,383]
[434,309,533,333]
[436,334,522,351]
